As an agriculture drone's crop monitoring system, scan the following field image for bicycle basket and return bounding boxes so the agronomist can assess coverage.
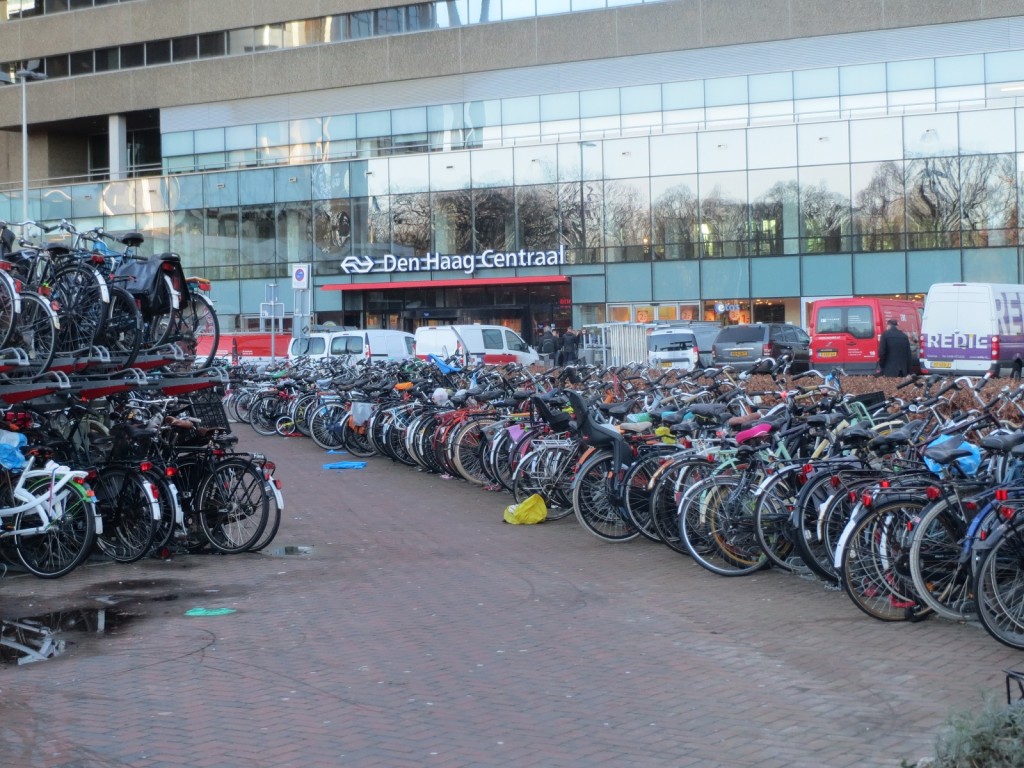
[184,390,231,433]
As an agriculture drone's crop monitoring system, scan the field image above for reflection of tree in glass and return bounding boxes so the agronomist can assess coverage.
[853,162,905,251]
[391,193,431,256]
[473,188,514,251]
[800,182,851,253]
[603,181,651,250]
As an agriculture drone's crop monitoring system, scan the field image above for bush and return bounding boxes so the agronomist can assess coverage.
[906,700,1024,768]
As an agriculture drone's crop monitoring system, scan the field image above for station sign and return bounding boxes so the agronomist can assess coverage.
[340,246,565,277]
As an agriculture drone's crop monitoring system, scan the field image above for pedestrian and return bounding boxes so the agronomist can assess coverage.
[539,325,556,367]
[553,329,564,367]
[562,327,578,364]
[877,318,911,377]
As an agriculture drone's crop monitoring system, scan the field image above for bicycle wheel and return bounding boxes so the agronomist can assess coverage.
[247,469,282,553]
[291,393,318,438]
[792,470,847,583]
[974,526,1024,650]
[450,417,496,484]
[196,459,269,554]
[572,451,639,542]
[147,471,179,552]
[0,271,19,349]
[752,469,802,572]
[230,389,256,424]
[168,292,220,371]
[908,499,978,622]
[8,291,57,379]
[249,393,284,437]
[679,475,769,576]
[341,416,375,458]
[624,447,680,542]
[93,466,156,563]
[838,497,927,621]
[98,285,143,371]
[649,457,715,555]
[511,444,577,521]
[308,403,348,450]
[12,478,96,579]
[50,265,107,355]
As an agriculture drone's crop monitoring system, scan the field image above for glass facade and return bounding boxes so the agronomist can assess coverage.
[14,17,1024,333]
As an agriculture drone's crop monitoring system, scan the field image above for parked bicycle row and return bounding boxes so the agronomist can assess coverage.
[233,353,1024,652]
[0,218,219,380]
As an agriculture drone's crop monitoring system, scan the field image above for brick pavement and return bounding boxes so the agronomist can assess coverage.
[1,429,1021,768]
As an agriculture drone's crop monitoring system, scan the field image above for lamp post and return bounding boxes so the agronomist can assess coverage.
[15,67,47,224]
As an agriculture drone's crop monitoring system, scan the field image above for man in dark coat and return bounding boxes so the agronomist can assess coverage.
[562,327,578,364]
[878,318,912,377]
[539,326,556,367]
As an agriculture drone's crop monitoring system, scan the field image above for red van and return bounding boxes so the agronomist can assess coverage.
[808,297,922,373]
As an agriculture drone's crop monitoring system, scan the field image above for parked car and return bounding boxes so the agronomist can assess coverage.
[711,322,810,372]
[288,329,415,362]
[647,327,699,371]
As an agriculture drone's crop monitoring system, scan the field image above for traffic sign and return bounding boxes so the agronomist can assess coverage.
[292,263,310,290]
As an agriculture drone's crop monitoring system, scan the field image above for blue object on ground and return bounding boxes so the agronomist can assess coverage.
[326,449,348,454]
[323,461,368,470]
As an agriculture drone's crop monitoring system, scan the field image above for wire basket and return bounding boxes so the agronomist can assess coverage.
[184,390,231,433]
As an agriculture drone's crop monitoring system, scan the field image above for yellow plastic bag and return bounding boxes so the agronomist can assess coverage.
[503,494,547,525]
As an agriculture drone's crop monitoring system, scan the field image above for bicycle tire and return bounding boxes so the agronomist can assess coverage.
[12,477,96,579]
[308,403,348,450]
[196,459,269,554]
[838,496,928,622]
[974,525,1024,649]
[679,475,769,576]
[450,417,497,485]
[249,393,284,437]
[572,451,639,542]
[93,466,156,564]
[649,457,715,555]
[8,291,57,379]
[98,285,143,371]
[511,445,577,521]
[342,416,375,458]
[50,264,107,355]
[752,469,802,572]
[624,447,680,542]
[0,270,19,349]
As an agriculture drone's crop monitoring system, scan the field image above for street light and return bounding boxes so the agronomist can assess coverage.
[15,66,47,224]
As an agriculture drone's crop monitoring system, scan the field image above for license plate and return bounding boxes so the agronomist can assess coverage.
[930,361,952,368]
[660,361,672,368]
[730,350,748,357]
[818,350,837,358]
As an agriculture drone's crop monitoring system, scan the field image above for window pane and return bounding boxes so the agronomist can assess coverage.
[195,128,225,154]
[432,191,472,254]
[120,43,144,68]
[44,55,69,78]
[390,192,430,256]
[959,109,1014,155]
[852,160,905,251]
[604,137,649,180]
[749,72,791,103]
[698,171,747,258]
[936,54,983,87]
[69,50,93,75]
[749,168,796,256]
[146,39,171,65]
[580,88,619,118]
[314,197,353,261]
[503,0,534,19]
[376,8,403,33]
[501,95,539,124]
[960,153,1018,247]
[173,36,198,61]
[620,84,660,114]
[603,178,651,262]
[516,184,558,250]
[905,113,958,158]
[95,46,118,71]
[228,28,255,54]
[839,63,885,95]
[540,92,578,121]
[850,117,902,163]
[798,121,849,166]
[698,130,746,173]
[794,67,838,99]
[350,11,373,38]
[406,3,437,31]
[799,164,851,253]
[748,125,796,170]
[472,148,513,187]
[986,50,1024,83]
[905,157,959,248]
[705,76,747,107]
[474,186,514,251]
[469,0,500,22]
[888,59,934,91]
[199,32,226,58]
[650,133,697,176]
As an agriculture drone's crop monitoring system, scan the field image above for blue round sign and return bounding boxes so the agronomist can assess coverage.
[295,268,305,282]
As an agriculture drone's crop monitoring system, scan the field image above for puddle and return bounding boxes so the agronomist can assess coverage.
[269,545,314,557]
[1,608,136,666]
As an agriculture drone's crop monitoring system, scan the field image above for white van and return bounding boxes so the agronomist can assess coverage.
[414,324,538,366]
[647,327,699,371]
[289,329,415,362]
[920,282,1024,376]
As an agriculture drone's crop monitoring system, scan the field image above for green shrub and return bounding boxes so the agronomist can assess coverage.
[911,699,1024,768]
